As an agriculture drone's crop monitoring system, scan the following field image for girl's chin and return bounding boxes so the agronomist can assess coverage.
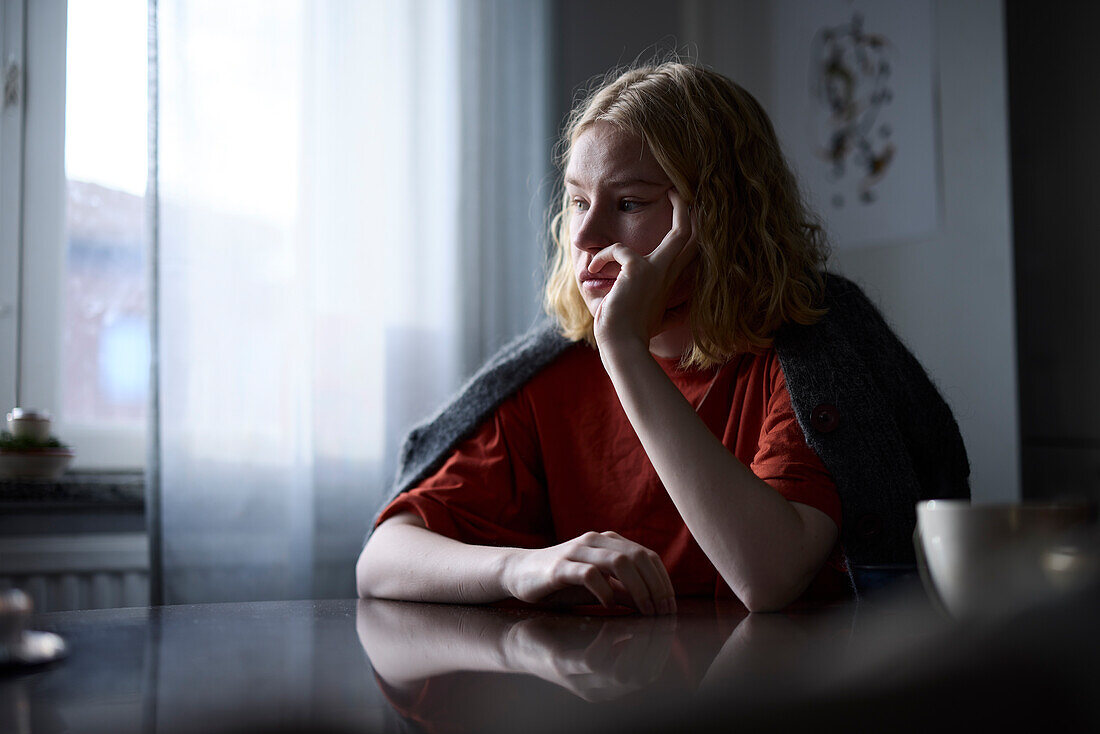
[580,293,603,316]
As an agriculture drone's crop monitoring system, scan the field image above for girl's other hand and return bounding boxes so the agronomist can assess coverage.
[503,531,677,615]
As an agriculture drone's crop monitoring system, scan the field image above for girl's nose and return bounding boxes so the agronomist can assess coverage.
[572,206,614,254]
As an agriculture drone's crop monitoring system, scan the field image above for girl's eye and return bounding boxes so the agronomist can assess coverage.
[572,198,589,212]
[619,200,643,212]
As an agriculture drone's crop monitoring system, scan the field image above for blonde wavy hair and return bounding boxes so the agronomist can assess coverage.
[544,62,829,368]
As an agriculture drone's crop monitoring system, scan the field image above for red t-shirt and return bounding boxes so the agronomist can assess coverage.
[377,343,849,603]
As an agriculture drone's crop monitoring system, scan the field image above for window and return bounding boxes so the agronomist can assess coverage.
[0,0,149,469]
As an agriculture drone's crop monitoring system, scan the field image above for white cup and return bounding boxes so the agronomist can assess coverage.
[915,499,1098,619]
[5,408,52,442]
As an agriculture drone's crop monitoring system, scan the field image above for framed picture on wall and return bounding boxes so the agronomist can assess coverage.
[768,0,939,249]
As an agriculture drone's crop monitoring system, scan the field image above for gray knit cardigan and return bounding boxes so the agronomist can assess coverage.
[371,274,970,576]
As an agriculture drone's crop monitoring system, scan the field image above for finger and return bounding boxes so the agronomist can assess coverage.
[639,551,677,616]
[572,546,657,615]
[556,560,616,608]
[601,533,675,615]
[628,547,674,615]
[648,189,696,271]
[654,553,677,614]
[668,195,698,279]
[588,243,640,275]
[672,194,700,274]
[606,577,638,609]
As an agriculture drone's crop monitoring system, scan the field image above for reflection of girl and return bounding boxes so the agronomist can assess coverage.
[357,63,969,613]
[356,599,855,732]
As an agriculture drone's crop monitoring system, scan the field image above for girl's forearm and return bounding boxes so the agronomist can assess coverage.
[599,339,835,611]
[359,514,678,614]
[357,517,517,604]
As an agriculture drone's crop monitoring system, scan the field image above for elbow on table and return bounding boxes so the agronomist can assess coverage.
[733,570,816,613]
[739,590,793,614]
[355,546,387,600]
[356,514,421,599]
[355,549,371,599]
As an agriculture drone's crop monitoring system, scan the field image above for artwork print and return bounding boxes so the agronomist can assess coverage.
[769,0,939,249]
[810,12,895,208]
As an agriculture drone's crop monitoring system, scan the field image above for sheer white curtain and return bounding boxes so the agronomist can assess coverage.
[153,0,549,603]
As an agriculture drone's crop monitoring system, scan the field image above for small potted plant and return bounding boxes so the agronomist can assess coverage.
[0,409,74,479]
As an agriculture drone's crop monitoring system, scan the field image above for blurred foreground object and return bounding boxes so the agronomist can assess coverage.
[0,589,67,668]
[915,499,1099,619]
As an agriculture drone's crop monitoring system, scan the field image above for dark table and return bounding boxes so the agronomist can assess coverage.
[4,580,1099,734]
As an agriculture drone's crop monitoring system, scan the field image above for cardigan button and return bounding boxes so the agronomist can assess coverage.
[810,403,841,433]
[856,514,883,538]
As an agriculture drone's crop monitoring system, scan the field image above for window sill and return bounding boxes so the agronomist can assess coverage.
[0,471,144,510]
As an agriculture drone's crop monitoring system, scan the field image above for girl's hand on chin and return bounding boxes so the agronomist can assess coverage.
[589,189,697,351]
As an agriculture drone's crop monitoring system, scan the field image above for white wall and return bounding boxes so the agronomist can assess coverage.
[693,0,1019,503]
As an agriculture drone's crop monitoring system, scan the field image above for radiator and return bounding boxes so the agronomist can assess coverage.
[0,533,149,612]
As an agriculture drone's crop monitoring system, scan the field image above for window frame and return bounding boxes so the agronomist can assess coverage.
[0,0,26,415]
[1,0,146,470]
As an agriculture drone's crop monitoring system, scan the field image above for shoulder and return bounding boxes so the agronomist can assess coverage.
[497,341,601,428]
[774,272,923,383]
[772,271,970,565]
[774,271,956,434]
[775,274,880,351]
[391,322,576,495]
[727,347,788,405]
[465,323,575,399]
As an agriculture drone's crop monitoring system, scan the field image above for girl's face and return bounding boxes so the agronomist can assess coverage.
[564,122,676,316]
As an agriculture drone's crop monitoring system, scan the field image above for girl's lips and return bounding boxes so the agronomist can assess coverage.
[580,277,615,291]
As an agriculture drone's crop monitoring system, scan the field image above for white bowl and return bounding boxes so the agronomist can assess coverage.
[915,500,1099,619]
[0,448,74,479]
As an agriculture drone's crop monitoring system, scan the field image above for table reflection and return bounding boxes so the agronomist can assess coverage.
[355,598,856,732]
[5,591,1008,734]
